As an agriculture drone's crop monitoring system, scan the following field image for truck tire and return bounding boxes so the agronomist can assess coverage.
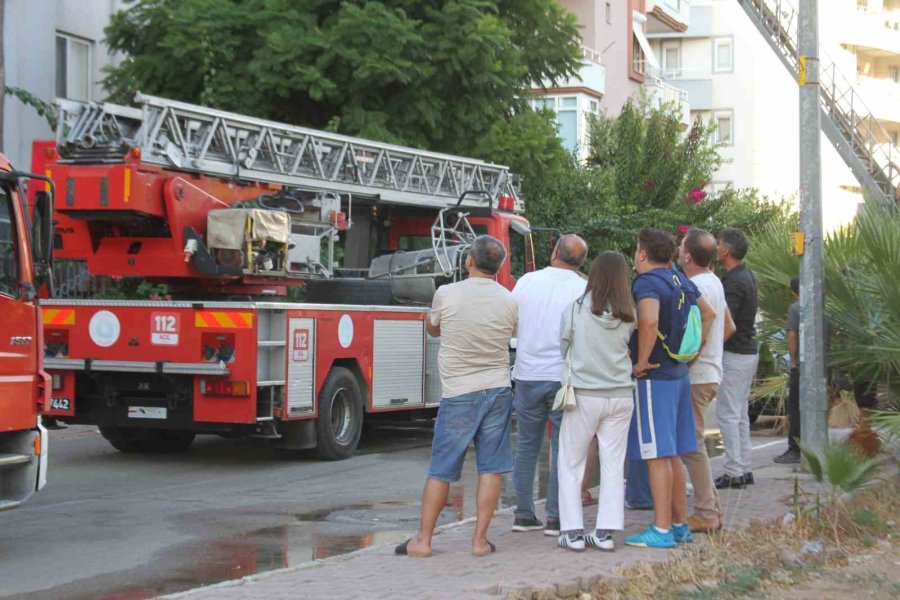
[314,367,364,460]
[146,429,196,453]
[99,426,195,453]
[99,426,146,453]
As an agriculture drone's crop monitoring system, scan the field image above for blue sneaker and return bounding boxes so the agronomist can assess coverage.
[624,526,676,548]
[672,523,694,544]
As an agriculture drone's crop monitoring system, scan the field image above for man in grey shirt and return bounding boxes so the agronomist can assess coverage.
[775,277,801,464]
[396,235,517,558]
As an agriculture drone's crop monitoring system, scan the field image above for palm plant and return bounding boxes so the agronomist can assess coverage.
[799,440,883,502]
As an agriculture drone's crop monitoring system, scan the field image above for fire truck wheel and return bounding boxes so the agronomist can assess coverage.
[99,426,147,453]
[99,426,195,453]
[314,367,364,461]
[146,429,196,453]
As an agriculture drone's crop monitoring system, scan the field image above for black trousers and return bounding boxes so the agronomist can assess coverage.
[787,367,800,451]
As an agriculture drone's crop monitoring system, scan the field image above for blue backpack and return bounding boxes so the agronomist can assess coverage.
[643,270,702,363]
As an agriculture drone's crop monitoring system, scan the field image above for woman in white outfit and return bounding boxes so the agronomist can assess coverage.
[557,251,637,552]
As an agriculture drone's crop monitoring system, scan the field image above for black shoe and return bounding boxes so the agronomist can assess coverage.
[714,474,745,489]
[544,518,561,536]
[774,449,801,464]
[511,516,544,532]
[743,472,755,485]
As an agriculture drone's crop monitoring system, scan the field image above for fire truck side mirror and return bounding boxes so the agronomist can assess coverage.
[32,191,54,272]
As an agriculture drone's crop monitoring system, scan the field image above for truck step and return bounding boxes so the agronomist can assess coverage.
[0,499,23,512]
[0,453,31,468]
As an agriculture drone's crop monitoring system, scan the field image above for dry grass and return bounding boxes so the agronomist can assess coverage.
[583,480,900,600]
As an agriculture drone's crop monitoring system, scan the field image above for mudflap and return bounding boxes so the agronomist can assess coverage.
[270,420,316,450]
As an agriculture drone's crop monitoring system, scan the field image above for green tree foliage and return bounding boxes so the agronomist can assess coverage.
[746,198,900,401]
[103,0,580,155]
[499,97,792,261]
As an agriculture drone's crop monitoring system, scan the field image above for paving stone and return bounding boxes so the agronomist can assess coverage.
[163,441,807,600]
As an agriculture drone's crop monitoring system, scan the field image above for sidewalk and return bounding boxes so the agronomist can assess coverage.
[167,439,808,600]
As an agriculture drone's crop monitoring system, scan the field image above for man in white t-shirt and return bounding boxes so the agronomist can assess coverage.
[510,234,588,536]
[677,228,735,533]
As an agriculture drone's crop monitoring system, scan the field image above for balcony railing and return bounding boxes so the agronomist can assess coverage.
[648,66,709,80]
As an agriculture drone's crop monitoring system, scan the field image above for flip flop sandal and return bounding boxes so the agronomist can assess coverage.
[395,539,431,557]
[472,541,496,557]
[582,490,598,505]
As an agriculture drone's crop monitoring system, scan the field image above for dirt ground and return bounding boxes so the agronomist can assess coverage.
[768,542,900,600]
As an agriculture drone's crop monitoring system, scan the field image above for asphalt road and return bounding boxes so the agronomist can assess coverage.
[0,424,546,600]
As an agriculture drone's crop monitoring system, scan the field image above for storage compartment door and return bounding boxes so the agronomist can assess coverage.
[372,320,424,409]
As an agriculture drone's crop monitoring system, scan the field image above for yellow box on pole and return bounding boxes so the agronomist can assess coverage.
[798,55,807,85]
[791,231,805,256]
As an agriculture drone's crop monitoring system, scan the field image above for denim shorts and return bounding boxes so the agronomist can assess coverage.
[427,387,514,483]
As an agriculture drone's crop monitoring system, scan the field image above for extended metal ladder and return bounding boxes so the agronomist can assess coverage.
[738,0,899,203]
[55,94,522,212]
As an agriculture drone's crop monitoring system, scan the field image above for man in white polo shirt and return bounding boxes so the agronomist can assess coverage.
[511,234,588,536]
[677,228,735,533]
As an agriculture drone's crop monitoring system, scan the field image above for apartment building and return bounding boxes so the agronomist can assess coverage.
[532,1,692,160]
[2,0,125,169]
[648,0,900,228]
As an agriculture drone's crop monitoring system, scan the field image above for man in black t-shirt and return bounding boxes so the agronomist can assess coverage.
[714,228,759,489]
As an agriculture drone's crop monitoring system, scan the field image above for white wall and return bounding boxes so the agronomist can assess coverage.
[2,0,124,169]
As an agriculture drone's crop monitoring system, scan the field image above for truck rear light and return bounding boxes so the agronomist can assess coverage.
[51,373,64,390]
[34,434,42,456]
[45,331,68,358]
[199,379,250,397]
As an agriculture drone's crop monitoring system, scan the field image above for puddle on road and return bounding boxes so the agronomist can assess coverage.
[13,432,556,600]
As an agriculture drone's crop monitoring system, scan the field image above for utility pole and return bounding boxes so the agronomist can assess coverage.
[798,0,828,455]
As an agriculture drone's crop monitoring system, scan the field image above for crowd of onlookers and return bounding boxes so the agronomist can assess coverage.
[397,225,790,558]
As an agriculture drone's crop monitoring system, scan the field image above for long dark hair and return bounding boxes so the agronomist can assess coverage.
[581,251,636,322]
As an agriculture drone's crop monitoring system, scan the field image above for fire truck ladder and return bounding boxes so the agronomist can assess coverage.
[738,0,899,203]
[55,94,523,212]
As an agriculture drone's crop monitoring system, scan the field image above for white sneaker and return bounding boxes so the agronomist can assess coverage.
[584,531,615,552]
[686,481,694,497]
[557,532,586,552]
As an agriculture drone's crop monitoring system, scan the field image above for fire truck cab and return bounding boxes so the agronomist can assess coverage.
[0,153,54,510]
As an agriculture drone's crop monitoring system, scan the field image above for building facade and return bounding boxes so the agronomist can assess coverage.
[648,0,900,228]
[2,0,125,169]
[533,0,691,161]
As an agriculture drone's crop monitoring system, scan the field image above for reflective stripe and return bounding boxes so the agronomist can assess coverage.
[43,308,75,325]
[194,311,254,328]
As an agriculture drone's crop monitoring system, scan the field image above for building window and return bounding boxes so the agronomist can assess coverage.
[56,33,93,102]
[633,36,646,76]
[662,42,681,79]
[714,111,734,145]
[606,2,612,24]
[890,66,900,84]
[713,37,733,73]
[589,100,599,114]
[530,96,581,155]
[711,182,732,197]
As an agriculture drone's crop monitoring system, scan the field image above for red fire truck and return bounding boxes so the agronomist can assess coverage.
[0,153,54,509]
[37,95,534,460]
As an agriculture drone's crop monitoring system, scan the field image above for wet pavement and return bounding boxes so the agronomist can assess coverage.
[0,422,553,600]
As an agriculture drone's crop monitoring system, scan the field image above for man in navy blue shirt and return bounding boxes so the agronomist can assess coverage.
[624,229,715,549]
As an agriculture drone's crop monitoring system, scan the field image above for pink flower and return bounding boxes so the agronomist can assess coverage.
[686,188,707,204]
[677,224,690,236]
[642,179,655,190]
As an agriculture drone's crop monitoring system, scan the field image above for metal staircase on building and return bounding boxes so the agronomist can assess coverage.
[55,94,522,211]
[738,0,899,203]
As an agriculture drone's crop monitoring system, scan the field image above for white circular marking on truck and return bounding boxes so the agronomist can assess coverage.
[89,310,121,348]
[338,314,354,348]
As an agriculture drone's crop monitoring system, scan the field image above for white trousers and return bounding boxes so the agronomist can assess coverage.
[717,351,759,477]
[558,393,633,533]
